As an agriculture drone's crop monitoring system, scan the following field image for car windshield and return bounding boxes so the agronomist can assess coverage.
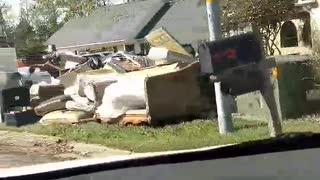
[1,0,320,178]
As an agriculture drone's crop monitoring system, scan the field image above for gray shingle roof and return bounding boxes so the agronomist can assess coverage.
[46,0,168,48]
[150,0,209,48]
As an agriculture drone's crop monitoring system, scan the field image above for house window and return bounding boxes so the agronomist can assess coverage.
[125,44,135,52]
[280,21,298,48]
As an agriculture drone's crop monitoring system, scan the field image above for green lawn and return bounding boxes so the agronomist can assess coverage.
[1,119,320,152]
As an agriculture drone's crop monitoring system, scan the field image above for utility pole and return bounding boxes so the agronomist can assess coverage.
[206,0,234,134]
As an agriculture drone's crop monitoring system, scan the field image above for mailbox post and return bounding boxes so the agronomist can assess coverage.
[205,0,234,134]
[198,33,283,137]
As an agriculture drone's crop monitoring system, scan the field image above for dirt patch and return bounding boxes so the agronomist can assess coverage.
[0,144,63,168]
[33,139,75,155]
[0,131,132,168]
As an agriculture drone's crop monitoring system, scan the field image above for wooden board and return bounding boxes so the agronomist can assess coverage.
[145,28,191,57]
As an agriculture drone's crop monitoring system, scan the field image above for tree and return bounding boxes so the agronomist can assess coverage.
[28,0,115,46]
[4,24,15,47]
[197,0,297,55]
[34,0,112,23]
[0,1,14,47]
[31,0,64,41]
[14,8,46,57]
[11,0,113,57]
[220,0,297,55]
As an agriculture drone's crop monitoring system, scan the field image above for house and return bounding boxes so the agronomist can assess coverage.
[274,0,320,55]
[46,0,209,55]
[46,0,170,54]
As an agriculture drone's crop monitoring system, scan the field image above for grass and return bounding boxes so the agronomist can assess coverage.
[1,119,320,153]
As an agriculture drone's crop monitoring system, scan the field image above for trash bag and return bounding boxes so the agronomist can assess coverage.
[96,77,146,120]
[40,110,93,125]
[34,95,72,116]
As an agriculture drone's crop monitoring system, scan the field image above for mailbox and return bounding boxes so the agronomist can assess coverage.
[199,33,263,74]
[198,33,282,136]
[218,64,265,96]
[198,33,266,96]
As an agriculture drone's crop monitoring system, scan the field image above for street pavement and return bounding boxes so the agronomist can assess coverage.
[2,145,320,180]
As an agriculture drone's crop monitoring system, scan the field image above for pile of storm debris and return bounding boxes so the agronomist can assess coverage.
[7,28,213,127]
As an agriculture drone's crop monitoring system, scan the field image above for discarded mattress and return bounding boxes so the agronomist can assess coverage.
[30,84,64,99]
[30,97,42,107]
[70,95,90,105]
[64,85,78,96]
[96,77,146,120]
[83,79,118,103]
[65,101,95,113]
[34,95,72,116]
[40,110,93,125]
[76,70,122,97]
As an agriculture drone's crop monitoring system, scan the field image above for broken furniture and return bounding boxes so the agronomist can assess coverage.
[2,87,40,127]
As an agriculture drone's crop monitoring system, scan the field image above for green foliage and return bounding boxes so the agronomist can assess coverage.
[197,0,297,55]
[14,8,46,57]
[221,0,296,29]
[34,0,111,22]
[0,2,14,47]
[10,0,112,57]
[31,1,64,42]
[0,0,115,58]
[4,25,15,47]
[1,119,270,152]
[220,0,297,55]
